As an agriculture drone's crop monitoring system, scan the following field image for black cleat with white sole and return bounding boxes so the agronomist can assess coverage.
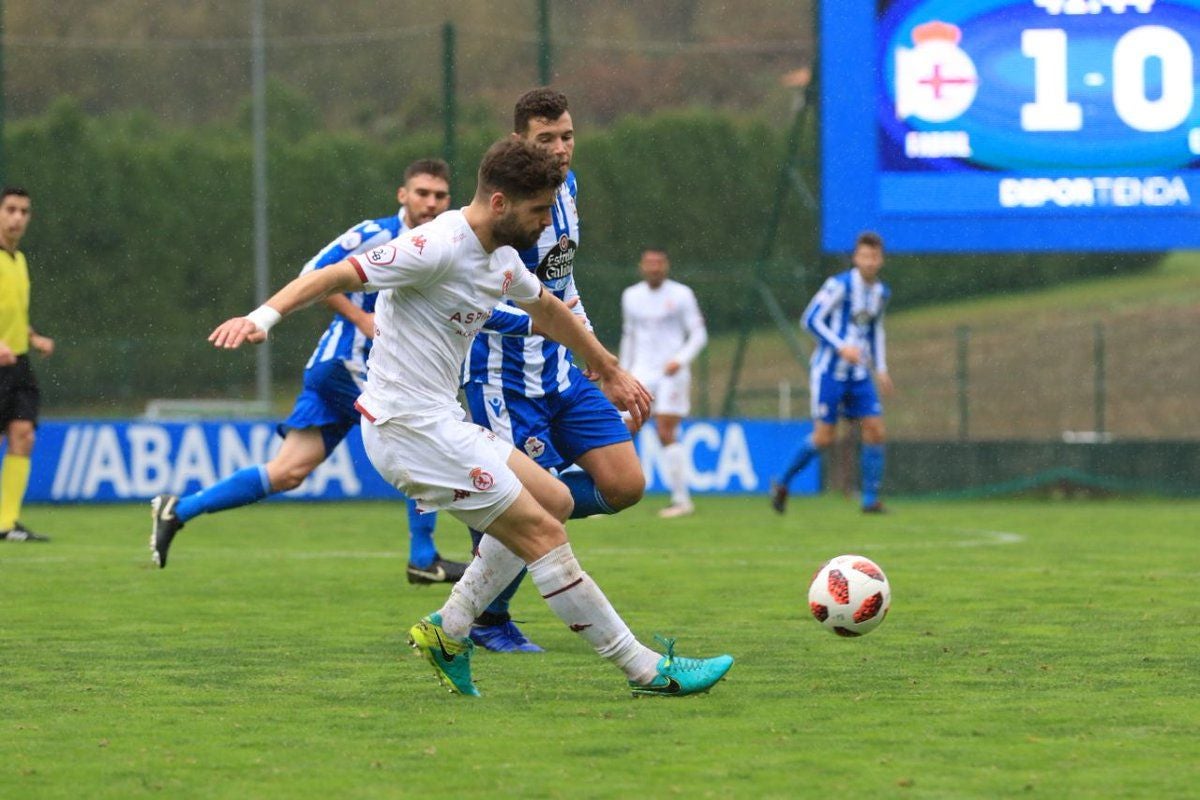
[2,522,50,542]
[150,494,184,568]
[406,555,467,585]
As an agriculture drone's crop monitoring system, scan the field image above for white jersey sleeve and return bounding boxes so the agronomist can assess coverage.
[495,246,543,304]
[347,230,449,291]
[672,285,708,366]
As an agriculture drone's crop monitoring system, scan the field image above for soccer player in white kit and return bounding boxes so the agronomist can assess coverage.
[209,139,734,698]
[620,248,708,518]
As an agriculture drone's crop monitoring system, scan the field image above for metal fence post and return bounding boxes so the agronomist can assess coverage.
[1094,321,1106,435]
[442,22,457,198]
[956,324,970,441]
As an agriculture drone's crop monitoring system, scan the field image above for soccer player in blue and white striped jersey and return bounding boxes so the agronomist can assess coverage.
[150,160,467,580]
[771,231,895,514]
[458,89,645,652]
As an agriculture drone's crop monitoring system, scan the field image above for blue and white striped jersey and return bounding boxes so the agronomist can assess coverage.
[300,213,409,386]
[803,268,890,382]
[461,171,589,397]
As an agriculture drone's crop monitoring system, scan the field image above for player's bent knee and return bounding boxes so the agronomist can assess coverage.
[600,472,645,512]
[542,479,574,522]
[811,430,836,449]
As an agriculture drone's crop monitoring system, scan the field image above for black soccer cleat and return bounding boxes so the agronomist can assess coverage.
[769,480,788,515]
[150,494,184,568]
[862,501,888,514]
[406,555,467,585]
[2,522,50,542]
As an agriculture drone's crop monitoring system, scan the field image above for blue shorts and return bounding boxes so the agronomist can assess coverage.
[278,359,363,455]
[463,372,631,472]
[811,372,882,425]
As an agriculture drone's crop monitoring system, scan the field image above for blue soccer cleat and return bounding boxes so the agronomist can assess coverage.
[408,613,480,696]
[629,635,734,697]
[469,618,545,653]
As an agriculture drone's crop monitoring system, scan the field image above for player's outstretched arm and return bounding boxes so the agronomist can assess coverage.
[518,290,652,426]
[210,260,365,349]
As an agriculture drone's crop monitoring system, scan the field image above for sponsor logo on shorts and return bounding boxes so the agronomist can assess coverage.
[524,436,546,458]
[501,269,514,295]
[453,489,472,502]
[366,244,397,265]
[470,467,494,491]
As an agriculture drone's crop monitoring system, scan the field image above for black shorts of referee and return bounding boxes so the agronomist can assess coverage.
[0,354,41,429]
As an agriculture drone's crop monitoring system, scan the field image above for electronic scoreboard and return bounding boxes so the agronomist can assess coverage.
[820,0,1200,252]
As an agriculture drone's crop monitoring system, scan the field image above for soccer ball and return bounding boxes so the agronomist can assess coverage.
[807,555,891,637]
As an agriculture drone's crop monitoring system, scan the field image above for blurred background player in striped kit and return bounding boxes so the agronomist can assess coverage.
[150,160,468,581]
[771,231,894,515]
[0,187,55,542]
[619,247,708,518]
[458,88,646,652]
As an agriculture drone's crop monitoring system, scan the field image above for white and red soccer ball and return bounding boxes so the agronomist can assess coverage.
[808,555,891,637]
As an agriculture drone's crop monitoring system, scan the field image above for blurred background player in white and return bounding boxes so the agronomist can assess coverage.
[459,88,647,652]
[619,247,707,518]
[151,160,468,583]
[208,138,734,698]
[771,230,894,514]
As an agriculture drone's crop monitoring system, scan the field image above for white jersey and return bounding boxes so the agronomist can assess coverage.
[619,278,708,378]
[348,209,543,423]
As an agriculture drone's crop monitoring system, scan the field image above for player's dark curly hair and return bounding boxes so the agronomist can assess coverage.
[477,139,562,200]
[856,231,884,250]
[1,186,30,202]
[513,87,570,133]
[403,158,450,184]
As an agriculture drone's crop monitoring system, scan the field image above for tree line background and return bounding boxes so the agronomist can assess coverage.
[3,1,1155,411]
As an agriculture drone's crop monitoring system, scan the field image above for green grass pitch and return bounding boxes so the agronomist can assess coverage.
[3,495,1197,798]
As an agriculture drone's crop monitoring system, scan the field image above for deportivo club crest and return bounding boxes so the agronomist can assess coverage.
[523,436,546,459]
[894,21,978,124]
[470,467,494,491]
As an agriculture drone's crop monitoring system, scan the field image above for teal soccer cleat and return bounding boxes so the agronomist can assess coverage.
[408,613,481,697]
[629,635,734,697]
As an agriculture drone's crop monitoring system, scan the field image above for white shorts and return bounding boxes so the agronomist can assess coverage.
[636,368,691,418]
[360,413,522,531]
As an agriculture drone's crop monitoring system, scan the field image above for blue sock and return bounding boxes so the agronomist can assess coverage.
[777,435,819,488]
[861,443,885,507]
[407,499,438,568]
[469,525,525,619]
[175,465,271,523]
[559,470,616,519]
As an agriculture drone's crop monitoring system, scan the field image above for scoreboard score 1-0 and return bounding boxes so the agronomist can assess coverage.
[820,0,1200,253]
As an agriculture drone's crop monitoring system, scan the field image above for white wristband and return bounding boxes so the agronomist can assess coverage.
[246,304,282,334]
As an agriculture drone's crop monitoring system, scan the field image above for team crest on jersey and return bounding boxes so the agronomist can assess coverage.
[536,237,576,290]
[502,269,514,295]
[469,467,495,491]
[409,235,428,255]
[523,436,546,459]
[853,310,873,326]
[366,244,397,265]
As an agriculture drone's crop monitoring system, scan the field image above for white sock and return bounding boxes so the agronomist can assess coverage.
[437,534,525,639]
[528,542,661,684]
[664,442,691,507]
